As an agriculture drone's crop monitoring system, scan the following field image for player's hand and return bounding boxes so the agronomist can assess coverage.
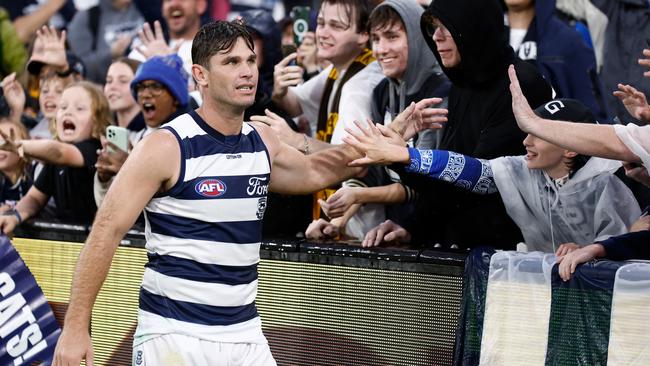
[250,109,301,148]
[53,328,94,366]
[305,218,339,239]
[362,220,411,247]
[273,53,303,99]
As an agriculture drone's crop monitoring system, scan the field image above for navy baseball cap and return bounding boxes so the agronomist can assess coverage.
[533,98,598,124]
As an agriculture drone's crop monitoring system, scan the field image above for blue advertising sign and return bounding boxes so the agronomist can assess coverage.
[0,235,61,365]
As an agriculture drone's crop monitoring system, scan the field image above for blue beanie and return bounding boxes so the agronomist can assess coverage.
[131,54,190,107]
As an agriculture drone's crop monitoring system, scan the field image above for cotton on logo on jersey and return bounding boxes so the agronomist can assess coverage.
[195,179,227,197]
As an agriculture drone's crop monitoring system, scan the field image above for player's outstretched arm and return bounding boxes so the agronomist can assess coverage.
[53,130,179,366]
[271,142,363,194]
[253,123,362,194]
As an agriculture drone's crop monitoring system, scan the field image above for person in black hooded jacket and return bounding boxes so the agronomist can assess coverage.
[365,0,554,249]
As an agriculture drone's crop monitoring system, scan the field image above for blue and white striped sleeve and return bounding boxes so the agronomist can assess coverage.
[405,148,498,194]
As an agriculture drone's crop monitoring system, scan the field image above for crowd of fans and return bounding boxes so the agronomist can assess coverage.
[0,0,648,267]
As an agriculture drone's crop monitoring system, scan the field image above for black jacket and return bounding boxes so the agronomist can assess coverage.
[590,0,650,124]
[402,0,553,248]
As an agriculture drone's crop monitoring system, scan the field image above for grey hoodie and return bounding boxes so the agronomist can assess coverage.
[68,0,144,83]
[370,0,449,123]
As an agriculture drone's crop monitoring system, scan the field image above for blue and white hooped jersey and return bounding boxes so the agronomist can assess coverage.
[134,110,271,345]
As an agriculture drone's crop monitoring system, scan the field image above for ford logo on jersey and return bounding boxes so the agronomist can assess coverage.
[195,178,227,197]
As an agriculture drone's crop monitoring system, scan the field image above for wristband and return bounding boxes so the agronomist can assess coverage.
[406,148,435,173]
[406,148,420,172]
[3,209,22,224]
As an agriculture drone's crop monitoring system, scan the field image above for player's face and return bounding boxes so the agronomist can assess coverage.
[316,2,368,68]
[104,62,137,113]
[523,133,572,178]
[56,86,94,143]
[371,21,409,80]
[204,38,258,110]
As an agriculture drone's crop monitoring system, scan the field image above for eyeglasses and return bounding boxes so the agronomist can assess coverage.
[135,81,166,96]
[435,25,451,39]
[423,16,452,40]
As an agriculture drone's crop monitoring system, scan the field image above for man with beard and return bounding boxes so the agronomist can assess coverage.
[130,0,207,84]
[53,20,363,365]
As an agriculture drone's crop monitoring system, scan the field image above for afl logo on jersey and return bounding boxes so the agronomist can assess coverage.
[195,178,227,197]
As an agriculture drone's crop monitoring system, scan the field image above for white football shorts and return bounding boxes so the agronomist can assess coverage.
[132,333,277,366]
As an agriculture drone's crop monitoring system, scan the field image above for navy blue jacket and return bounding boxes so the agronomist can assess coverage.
[599,230,650,261]
[509,0,611,122]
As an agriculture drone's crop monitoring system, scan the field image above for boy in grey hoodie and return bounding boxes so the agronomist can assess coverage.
[315,0,451,241]
[369,0,450,137]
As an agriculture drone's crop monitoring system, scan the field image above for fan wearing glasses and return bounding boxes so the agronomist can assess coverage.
[94,54,190,206]
[131,55,190,140]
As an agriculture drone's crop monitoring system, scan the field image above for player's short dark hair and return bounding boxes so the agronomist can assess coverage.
[319,0,374,33]
[191,20,255,68]
[368,5,403,33]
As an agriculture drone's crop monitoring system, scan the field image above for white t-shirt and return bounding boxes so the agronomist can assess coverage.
[509,28,528,52]
[291,61,385,144]
[290,60,385,240]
